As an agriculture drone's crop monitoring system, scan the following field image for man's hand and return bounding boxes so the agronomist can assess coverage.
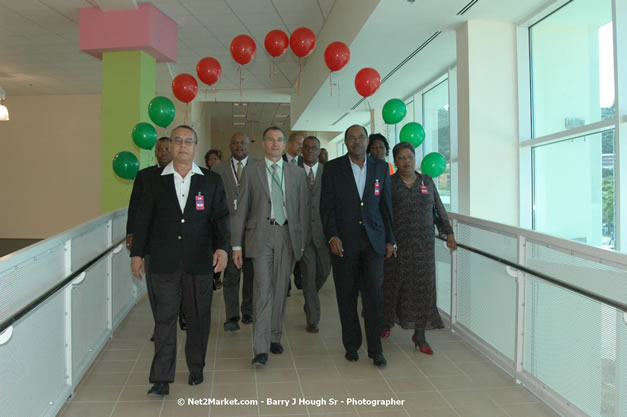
[232,249,243,269]
[131,256,145,280]
[213,249,228,273]
[446,235,457,252]
[329,236,344,257]
[125,234,133,251]
[384,242,397,260]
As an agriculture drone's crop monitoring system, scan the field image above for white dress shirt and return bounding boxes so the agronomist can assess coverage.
[285,153,299,165]
[265,157,286,220]
[230,156,249,187]
[349,156,367,200]
[161,161,204,212]
[303,162,319,183]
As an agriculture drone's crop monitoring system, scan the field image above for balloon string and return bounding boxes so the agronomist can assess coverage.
[329,71,333,96]
[367,99,374,133]
[269,62,272,78]
[213,87,217,102]
[295,58,302,95]
[184,103,189,125]
[239,66,243,97]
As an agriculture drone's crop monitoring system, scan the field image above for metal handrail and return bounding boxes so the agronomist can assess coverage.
[437,235,627,312]
[0,237,126,334]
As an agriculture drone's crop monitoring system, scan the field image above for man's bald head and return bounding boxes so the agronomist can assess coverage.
[287,133,304,157]
[230,131,250,161]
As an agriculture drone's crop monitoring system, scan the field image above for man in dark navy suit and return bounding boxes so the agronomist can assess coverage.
[126,137,171,340]
[130,125,229,396]
[320,124,396,368]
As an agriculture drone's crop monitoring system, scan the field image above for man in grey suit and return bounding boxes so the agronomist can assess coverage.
[211,132,255,331]
[300,136,331,333]
[232,126,309,366]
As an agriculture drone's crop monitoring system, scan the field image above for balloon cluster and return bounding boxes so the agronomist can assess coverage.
[381,98,446,177]
[113,96,177,180]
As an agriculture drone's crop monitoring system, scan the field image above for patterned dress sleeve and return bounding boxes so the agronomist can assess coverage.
[427,176,454,238]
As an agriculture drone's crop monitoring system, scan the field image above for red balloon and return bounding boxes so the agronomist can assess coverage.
[264,30,289,58]
[354,67,381,98]
[172,73,198,103]
[230,34,257,65]
[290,27,316,58]
[196,57,222,86]
[324,41,350,72]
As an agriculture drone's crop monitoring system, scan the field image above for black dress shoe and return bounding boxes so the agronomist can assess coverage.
[345,351,359,362]
[270,342,284,354]
[188,372,203,385]
[241,314,253,324]
[224,318,240,331]
[179,315,187,331]
[305,323,319,333]
[147,382,169,396]
[368,352,387,367]
[252,353,268,366]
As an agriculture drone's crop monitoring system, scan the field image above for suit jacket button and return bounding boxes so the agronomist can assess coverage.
[181,219,185,223]
[178,236,182,240]
[359,221,363,225]
[360,202,364,206]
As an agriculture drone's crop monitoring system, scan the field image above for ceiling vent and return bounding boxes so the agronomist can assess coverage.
[350,31,442,111]
[457,0,479,16]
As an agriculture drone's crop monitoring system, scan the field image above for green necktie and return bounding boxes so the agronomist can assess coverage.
[271,163,286,225]
[237,161,243,179]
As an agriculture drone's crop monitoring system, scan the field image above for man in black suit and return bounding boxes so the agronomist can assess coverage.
[126,137,171,340]
[320,124,396,368]
[131,125,229,396]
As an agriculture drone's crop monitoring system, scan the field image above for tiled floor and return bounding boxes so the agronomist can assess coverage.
[58,278,560,417]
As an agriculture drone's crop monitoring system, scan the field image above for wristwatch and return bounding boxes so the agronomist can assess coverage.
[392,242,398,251]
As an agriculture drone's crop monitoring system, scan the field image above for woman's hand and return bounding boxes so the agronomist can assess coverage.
[446,234,457,252]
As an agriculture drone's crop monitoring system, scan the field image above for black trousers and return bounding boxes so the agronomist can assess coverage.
[149,265,213,383]
[331,229,384,355]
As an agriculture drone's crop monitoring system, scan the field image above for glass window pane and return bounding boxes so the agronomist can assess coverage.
[532,130,615,249]
[530,0,615,138]
[422,80,452,209]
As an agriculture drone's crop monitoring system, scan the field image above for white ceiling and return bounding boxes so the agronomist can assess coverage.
[0,0,556,132]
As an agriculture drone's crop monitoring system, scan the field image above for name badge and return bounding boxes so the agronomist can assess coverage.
[374,179,380,196]
[195,193,205,210]
[233,199,238,211]
[420,185,429,194]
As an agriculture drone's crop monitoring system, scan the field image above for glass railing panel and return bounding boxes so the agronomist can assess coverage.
[524,275,614,417]
[435,240,451,314]
[457,248,516,360]
[457,223,518,263]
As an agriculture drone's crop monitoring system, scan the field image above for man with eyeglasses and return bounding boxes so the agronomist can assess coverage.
[130,125,230,396]
[320,124,396,368]
[231,126,309,367]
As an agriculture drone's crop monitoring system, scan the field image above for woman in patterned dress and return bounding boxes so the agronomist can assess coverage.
[382,142,457,354]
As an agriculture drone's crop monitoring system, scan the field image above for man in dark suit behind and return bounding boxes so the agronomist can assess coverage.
[131,125,229,396]
[125,137,171,340]
[320,124,396,368]
[283,132,304,292]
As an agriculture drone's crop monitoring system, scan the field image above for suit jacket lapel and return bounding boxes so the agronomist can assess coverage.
[183,174,202,216]
[314,164,323,196]
[342,154,361,201]
[257,161,271,201]
[364,156,376,203]
[161,173,180,212]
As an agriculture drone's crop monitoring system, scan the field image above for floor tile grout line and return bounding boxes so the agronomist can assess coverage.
[394,333,462,417]
[282,323,311,417]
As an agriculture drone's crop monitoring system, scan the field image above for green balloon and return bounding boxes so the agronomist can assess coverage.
[399,122,425,148]
[421,152,447,178]
[382,98,407,124]
[112,151,139,180]
[132,122,158,150]
[148,96,175,128]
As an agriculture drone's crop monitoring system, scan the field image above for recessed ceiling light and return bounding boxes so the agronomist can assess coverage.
[233,114,246,118]
[233,122,245,126]
[275,114,288,118]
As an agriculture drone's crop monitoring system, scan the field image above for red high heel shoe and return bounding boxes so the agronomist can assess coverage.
[412,334,433,355]
[381,329,391,339]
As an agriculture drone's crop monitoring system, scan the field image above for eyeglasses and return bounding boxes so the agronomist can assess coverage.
[346,135,367,143]
[170,137,196,146]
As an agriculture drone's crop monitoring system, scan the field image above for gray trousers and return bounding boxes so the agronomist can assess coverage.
[251,225,295,355]
[222,248,253,320]
[301,242,331,327]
